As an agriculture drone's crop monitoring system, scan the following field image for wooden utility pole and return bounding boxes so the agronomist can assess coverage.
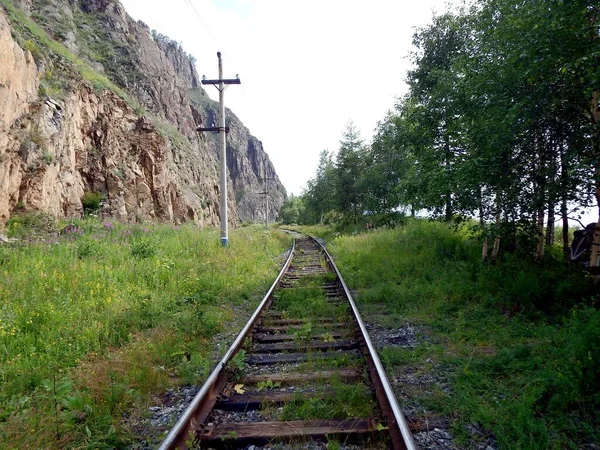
[259,177,274,229]
[197,52,240,247]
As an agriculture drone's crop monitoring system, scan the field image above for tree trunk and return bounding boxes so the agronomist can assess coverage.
[482,239,489,263]
[545,203,555,247]
[562,205,569,262]
[535,210,545,262]
[591,192,600,268]
[480,191,487,262]
[535,130,546,262]
[444,129,452,222]
[559,130,570,261]
[590,91,600,268]
[491,196,501,263]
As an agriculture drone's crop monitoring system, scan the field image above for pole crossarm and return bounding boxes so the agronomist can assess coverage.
[196,126,230,133]
[201,79,241,85]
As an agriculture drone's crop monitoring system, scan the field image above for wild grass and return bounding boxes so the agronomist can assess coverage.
[313,219,599,449]
[278,381,375,421]
[1,0,129,100]
[273,286,347,321]
[0,217,289,448]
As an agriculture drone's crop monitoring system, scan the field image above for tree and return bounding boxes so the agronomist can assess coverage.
[303,150,336,223]
[334,122,366,222]
[277,194,305,225]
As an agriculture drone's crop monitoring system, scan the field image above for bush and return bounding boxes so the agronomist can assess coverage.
[539,307,600,413]
[130,234,156,259]
[81,192,104,214]
[76,237,101,259]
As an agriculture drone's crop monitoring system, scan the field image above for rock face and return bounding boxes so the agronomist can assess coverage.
[0,0,285,226]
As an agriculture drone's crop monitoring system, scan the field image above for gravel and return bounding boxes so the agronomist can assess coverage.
[127,385,201,450]
[365,322,420,349]
[362,320,500,450]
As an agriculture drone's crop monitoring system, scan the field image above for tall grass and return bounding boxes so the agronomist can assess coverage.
[0,219,289,448]
[319,220,599,449]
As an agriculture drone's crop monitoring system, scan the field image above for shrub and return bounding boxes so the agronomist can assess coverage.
[130,235,156,259]
[76,237,101,259]
[81,192,104,214]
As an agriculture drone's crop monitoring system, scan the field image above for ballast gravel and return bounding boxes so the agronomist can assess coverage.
[364,320,498,450]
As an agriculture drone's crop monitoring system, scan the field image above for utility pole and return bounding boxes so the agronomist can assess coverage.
[197,52,240,247]
[259,177,275,229]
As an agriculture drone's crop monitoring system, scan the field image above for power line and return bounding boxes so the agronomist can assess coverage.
[182,0,221,50]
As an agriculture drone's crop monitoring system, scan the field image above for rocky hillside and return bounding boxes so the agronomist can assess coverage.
[0,0,285,227]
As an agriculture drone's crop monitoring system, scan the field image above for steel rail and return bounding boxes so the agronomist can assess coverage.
[314,238,418,450]
[157,237,296,450]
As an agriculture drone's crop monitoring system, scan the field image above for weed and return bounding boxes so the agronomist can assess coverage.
[228,350,247,379]
[129,234,156,259]
[279,381,374,420]
[293,322,313,342]
[318,220,599,448]
[24,38,43,61]
[256,380,281,391]
[0,221,289,448]
[76,237,102,259]
[42,151,53,164]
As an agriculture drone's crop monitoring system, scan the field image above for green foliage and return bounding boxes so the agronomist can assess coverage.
[279,382,374,420]
[5,212,55,237]
[228,350,247,378]
[255,380,281,391]
[38,70,67,99]
[324,221,598,448]
[300,0,599,263]
[41,151,53,165]
[0,0,134,102]
[0,222,288,447]
[81,192,104,214]
[129,233,156,259]
[277,194,306,225]
[76,237,102,259]
[23,38,42,61]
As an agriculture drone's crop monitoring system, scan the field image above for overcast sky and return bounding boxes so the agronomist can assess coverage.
[119,0,458,196]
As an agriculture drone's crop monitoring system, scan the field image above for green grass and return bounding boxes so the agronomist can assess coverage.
[273,286,347,321]
[278,381,375,421]
[312,220,599,450]
[0,217,290,448]
[1,0,129,99]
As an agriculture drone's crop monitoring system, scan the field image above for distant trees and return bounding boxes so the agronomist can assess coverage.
[294,0,600,264]
[277,194,305,225]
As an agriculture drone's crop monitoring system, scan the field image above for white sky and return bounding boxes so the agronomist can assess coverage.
[119,0,457,196]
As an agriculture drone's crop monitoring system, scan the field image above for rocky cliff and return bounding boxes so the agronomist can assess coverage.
[0,0,285,227]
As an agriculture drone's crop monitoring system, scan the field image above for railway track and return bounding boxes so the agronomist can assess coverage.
[158,233,417,450]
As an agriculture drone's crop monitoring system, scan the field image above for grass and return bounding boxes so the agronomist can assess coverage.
[0,217,290,448]
[306,219,599,449]
[0,0,129,100]
[278,381,375,421]
[273,286,347,321]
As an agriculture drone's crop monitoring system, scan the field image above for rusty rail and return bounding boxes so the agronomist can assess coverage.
[158,233,417,450]
[157,239,295,450]
[314,237,417,450]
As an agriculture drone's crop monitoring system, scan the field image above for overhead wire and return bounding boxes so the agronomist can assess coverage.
[182,0,222,51]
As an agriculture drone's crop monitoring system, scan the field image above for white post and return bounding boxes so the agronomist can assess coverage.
[217,52,228,247]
